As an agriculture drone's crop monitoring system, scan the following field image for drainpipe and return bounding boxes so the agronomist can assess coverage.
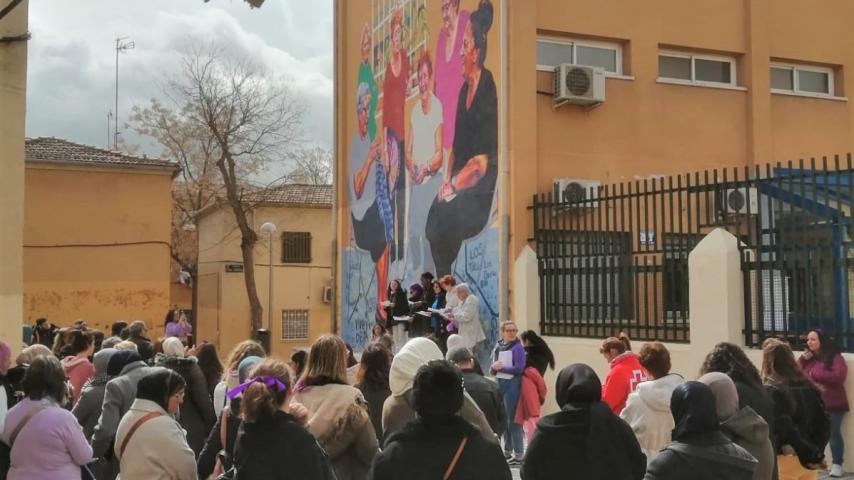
[330,0,340,334]
[498,0,510,324]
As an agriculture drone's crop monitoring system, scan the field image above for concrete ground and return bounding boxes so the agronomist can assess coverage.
[510,466,852,479]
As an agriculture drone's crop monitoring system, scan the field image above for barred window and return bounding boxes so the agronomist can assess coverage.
[281,232,311,263]
[281,310,309,340]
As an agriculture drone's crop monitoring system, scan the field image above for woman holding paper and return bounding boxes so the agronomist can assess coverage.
[385,280,410,351]
[490,321,526,466]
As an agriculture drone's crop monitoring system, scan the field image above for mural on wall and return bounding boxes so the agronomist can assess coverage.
[342,0,500,353]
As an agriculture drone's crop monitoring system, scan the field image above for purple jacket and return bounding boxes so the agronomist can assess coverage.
[492,339,526,377]
[799,353,849,412]
[2,398,92,480]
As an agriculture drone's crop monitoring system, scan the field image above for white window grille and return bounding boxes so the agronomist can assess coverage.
[281,310,309,340]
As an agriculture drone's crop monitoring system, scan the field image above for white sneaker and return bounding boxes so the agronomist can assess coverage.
[830,464,843,477]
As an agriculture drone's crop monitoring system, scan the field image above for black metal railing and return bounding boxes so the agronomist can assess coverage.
[530,156,854,350]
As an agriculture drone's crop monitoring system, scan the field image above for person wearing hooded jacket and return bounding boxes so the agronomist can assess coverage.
[521,363,646,480]
[369,360,511,480]
[645,381,757,480]
[154,337,216,456]
[73,347,117,440]
[699,372,775,480]
[382,337,496,442]
[620,341,685,465]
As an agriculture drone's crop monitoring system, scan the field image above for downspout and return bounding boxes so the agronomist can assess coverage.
[498,0,510,323]
[330,0,340,334]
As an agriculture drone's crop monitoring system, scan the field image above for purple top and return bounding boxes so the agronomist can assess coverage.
[2,398,92,480]
[165,321,191,339]
[492,339,527,377]
[434,10,469,150]
[799,353,849,412]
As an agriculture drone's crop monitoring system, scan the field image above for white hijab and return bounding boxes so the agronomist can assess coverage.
[389,337,442,396]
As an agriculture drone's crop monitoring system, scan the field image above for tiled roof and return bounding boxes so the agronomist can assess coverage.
[248,183,333,207]
[25,137,178,171]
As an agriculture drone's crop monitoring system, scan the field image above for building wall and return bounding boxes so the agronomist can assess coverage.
[0,0,28,354]
[507,0,854,320]
[334,0,503,350]
[23,164,173,334]
[196,204,333,357]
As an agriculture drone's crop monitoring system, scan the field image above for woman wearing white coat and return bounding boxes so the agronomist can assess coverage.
[620,342,684,465]
[115,369,197,480]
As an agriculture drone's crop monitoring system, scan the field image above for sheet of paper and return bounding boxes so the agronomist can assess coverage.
[392,315,413,322]
[495,350,514,379]
[427,307,447,318]
[415,311,432,318]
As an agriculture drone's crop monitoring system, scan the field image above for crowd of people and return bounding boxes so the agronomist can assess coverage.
[0,304,848,480]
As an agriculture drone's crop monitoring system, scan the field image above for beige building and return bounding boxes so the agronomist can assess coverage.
[1,0,28,352]
[23,137,178,334]
[196,184,333,358]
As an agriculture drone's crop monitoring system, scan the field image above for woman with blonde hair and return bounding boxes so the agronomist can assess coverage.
[292,335,377,480]
[213,340,267,415]
[228,358,331,479]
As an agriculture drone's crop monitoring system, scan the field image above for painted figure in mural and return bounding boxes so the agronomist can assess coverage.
[405,49,444,279]
[381,7,409,274]
[434,0,470,152]
[358,23,379,141]
[426,0,498,276]
[350,82,390,321]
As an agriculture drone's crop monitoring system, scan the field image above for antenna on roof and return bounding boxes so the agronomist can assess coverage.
[114,36,135,150]
[106,110,113,149]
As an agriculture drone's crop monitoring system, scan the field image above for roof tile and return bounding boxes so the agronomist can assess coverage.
[25,137,178,171]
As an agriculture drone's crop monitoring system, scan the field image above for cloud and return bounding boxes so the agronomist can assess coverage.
[25,0,333,170]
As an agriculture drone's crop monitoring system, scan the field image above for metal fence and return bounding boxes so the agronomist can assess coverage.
[530,156,854,350]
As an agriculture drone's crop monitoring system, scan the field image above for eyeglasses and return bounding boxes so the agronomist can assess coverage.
[504,329,518,333]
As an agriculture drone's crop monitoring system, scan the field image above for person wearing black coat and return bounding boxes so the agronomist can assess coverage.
[231,358,332,480]
[644,381,757,480]
[370,360,511,480]
[519,330,555,377]
[521,363,646,480]
[447,346,507,437]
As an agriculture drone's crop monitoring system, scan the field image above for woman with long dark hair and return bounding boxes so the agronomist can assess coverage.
[519,330,555,377]
[385,280,409,352]
[762,338,829,480]
[229,358,331,479]
[798,329,848,477]
[356,344,392,442]
[195,342,224,399]
[426,0,498,276]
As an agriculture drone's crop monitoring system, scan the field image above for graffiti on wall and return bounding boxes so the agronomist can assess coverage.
[342,0,500,351]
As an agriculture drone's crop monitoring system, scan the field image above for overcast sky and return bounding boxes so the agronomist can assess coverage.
[25,0,333,176]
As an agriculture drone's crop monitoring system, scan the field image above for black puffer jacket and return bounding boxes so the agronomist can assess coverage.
[370,416,511,480]
[233,410,332,480]
[461,371,506,437]
[765,379,830,467]
[155,355,216,455]
[645,382,757,480]
[521,364,646,480]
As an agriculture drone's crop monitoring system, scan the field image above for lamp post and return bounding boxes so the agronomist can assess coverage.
[260,222,277,336]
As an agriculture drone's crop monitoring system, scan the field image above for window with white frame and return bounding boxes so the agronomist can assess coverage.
[536,37,622,75]
[281,310,309,340]
[658,51,737,86]
[770,63,834,96]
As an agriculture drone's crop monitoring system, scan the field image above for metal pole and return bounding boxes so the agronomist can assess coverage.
[268,231,274,333]
[114,38,119,150]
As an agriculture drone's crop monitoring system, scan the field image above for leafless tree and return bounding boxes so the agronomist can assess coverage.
[136,43,304,335]
[287,146,332,185]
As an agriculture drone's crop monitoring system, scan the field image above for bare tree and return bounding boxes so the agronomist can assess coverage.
[137,44,303,335]
[287,146,332,185]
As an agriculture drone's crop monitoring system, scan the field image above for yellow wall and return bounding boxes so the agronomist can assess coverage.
[196,203,333,358]
[0,0,28,353]
[23,164,173,334]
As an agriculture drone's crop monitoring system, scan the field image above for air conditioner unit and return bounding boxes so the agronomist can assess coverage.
[553,178,601,210]
[322,286,333,304]
[719,188,759,215]
[554,64,606,107]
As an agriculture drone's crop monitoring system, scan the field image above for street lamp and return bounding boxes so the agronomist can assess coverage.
[260,222,277,335]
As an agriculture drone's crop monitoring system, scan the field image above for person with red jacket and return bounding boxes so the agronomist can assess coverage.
[600,333,646,415]
[514,363,546,443]
[798,329,849,477]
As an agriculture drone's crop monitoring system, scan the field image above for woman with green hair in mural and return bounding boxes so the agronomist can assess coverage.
[426,0,497,277]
